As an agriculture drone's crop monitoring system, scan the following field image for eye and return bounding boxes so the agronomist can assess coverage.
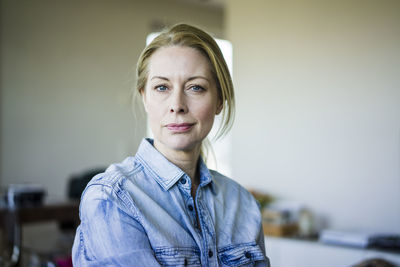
[155,85,168,92]
[189,85,205,92]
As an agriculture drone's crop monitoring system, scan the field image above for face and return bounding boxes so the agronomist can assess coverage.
[142,45,222,155]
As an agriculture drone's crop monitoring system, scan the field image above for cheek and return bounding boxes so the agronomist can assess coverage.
[145,101,161,126]
[146,105,163,123]
[194,104,217,127]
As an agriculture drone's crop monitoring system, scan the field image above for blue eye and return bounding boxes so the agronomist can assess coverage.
[155,85,168,92]
[190,85,205,92]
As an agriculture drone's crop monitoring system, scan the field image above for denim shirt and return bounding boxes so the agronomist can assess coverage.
[72,138,270,267]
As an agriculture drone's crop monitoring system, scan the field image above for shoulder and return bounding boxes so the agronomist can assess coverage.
[79,156,143,217]
[209,169,252,195]
[209,170,258,208]
[86,156,141,189]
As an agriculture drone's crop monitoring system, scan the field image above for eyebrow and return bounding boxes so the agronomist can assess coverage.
[150,76,210,83]
[150,76,169,81]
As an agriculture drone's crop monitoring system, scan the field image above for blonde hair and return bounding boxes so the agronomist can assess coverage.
[135,23,235,141]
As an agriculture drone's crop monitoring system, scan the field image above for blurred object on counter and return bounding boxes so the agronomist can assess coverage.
[0,184,45,266]
[352,258,397,267]
[319,229,400,252]
[262,208,298,237]
[263,208,290,225]
[369,234,400,252]
[298,208,316,238]
[4,184,46,208]
[248,192,320,238]
[248,190,274,210]
[319,229,400,251]
[261,200,302,237]
[320,229,371,248]
[263,223,299,237]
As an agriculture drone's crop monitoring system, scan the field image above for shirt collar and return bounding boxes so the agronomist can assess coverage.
[136,138,213,190]
[197,156,213,187]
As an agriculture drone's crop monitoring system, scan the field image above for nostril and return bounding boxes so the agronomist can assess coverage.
[169,104,187,113]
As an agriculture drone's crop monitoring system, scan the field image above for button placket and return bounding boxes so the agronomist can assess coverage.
[178,175,192,200]
[185,197,197,228]
[179,175,191,191]
[198,193,218,266]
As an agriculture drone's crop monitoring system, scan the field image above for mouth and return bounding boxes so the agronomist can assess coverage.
[166,123,195,132]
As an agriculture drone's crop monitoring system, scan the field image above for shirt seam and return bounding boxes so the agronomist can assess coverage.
[81,163,143,221]
[136,153,182,190]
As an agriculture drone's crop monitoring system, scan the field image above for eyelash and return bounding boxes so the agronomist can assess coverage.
[154,85,168,92]
[189,85,205,92]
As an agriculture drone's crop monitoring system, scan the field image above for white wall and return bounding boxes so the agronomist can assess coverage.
[226,0,400,233]
[0,0,223,199]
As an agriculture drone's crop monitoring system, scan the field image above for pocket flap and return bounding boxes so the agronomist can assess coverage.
[154,247,201,266]
[218,242,265,266]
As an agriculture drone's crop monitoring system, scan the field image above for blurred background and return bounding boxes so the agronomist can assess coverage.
[1,0,399,266]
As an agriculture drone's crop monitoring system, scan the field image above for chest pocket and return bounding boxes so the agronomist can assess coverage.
[218,242,265,267]
[154,247,201,267]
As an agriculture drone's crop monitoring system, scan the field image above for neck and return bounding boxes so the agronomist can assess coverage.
[153,140,201,182]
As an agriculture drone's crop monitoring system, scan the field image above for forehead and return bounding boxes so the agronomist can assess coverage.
[147,45,213,77]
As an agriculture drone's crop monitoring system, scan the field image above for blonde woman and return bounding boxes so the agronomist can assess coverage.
[72,23,270,267]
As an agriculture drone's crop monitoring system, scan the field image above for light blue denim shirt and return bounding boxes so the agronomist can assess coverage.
[72,138,270,266]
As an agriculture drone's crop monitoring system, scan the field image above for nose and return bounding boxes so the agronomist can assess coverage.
[169,90,188,113]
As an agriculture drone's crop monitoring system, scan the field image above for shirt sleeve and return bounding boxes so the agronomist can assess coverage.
[72,184,162,267]
[255,223,271,267]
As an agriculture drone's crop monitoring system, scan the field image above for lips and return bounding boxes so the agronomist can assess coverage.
[166,123,194,132]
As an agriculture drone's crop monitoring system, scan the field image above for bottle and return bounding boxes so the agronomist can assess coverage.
[298,208,314,238]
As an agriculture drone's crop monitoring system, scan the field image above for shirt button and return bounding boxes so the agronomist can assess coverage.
[188,205,193,211]
[180,178,187,184]
[208,250,213,258]
[245,251,251,258]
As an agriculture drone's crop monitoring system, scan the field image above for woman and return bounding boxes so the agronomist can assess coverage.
[72,23,270,266]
